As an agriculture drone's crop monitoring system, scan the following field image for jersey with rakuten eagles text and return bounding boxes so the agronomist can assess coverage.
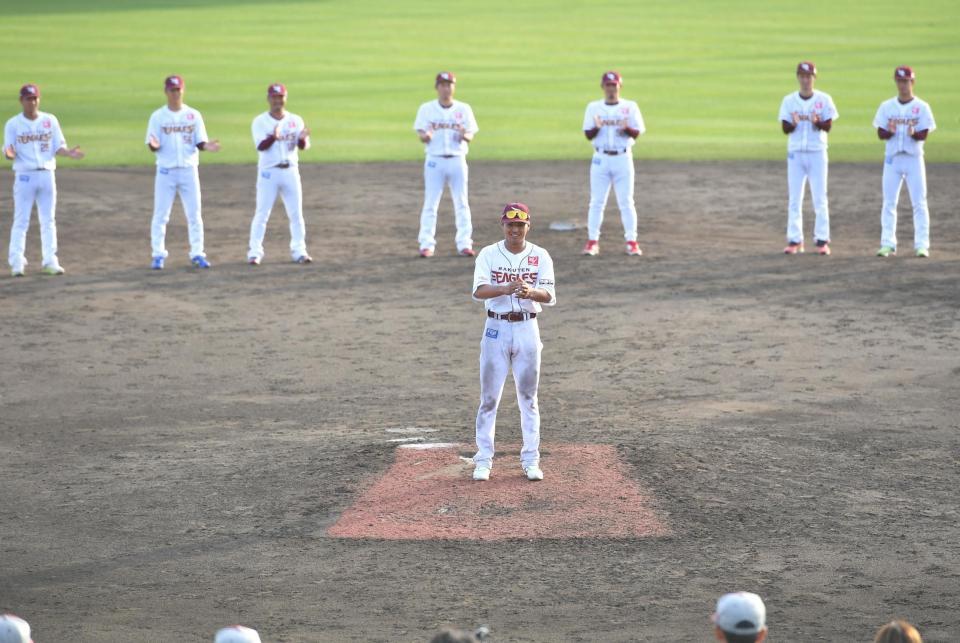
[472,240,556,314]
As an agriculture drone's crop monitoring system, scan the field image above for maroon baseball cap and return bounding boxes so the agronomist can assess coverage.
[164,75,184,90]
[267,83,287,97]
[19,84,40,98]
[894,66,915,80]
[796,61,817,76]
[501,202,531,223]
[435,71,456,85]
[601,71,622,86]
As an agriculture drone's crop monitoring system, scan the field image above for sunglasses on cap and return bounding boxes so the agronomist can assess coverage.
[503,209,529,220]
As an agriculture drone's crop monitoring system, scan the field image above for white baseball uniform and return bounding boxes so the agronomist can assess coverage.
[472,241,556,470]
[4,110,68,271]
[873,96,936,251]
[413,99,478,252]
[248,110,309,262]
[778,90,838,244]
[583,99,645,242]
[146,104,210,259]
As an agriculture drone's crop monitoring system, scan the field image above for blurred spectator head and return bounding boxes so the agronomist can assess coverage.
[712,592,767,642]
[429,625,490,642]
[874,620,922,643]
[214,625,261,643]
[0,615,31,643]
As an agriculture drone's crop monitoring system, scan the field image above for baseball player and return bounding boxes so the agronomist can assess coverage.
[4,83,84,277]
[874,66,936,258]
[471,203,556,482]
[248,83,312,265]
[778,61,839,255]
[582,71,645,256]
[146,74,220,270]
[0,613,32,643]
[413,71,478,257]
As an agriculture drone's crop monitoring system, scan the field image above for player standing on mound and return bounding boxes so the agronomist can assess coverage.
[471,203,556,483]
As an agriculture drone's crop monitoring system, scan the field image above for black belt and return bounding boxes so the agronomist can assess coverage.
[488,311,536,322]
[439,154,456,159]
[274,162,291,169]
[601,149,627,156]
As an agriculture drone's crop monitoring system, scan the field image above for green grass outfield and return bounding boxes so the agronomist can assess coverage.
[2,0,957,166]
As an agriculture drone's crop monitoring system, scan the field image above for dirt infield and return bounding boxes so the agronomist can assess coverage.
[1,160,958,642]
[328,444,669,541]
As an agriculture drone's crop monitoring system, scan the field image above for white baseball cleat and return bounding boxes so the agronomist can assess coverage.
[472,465,491,481]
[41,261,65,276]
[524,464,544,481]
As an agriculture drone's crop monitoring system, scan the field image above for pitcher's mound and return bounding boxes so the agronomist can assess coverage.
[328,443,670,540]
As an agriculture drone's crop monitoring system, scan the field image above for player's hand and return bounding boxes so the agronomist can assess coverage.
[299,127,310,141]
[908,124,915,136]
[514,281,533,298]
[148,134,160,149]
[811,112,821,124]
[594,114,603,129]
[4,144,15,160]
[274,124,282,139]
[67,146,84,160]
[205,139,221,153]
[791,111,800,125]
[887,118,897,133]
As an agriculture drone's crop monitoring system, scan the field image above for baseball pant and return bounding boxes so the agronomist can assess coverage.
[474,318,542,470]
[880,153,930,251]
[151,166,205,259]
[248,167,307,261]
[9,170,58,269]
[587,152,638,242]
[418,155,473,252]
[786,150,830,244]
